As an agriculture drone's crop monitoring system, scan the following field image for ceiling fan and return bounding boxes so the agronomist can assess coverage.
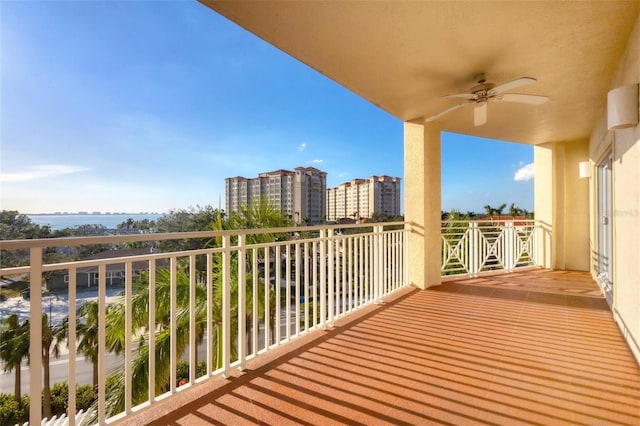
[425,73,549,126]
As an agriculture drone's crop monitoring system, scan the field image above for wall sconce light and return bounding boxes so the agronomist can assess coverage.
[579,161,591,179]
[607,83,639,130]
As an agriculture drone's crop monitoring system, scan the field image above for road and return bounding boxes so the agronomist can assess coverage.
[0,351,122,396]
[0,308,314,396]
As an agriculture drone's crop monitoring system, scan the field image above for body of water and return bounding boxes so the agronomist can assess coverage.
[28,214,163,230]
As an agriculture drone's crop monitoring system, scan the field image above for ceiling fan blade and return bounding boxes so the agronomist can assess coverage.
[497,93,549,104]
[442,93,478,100]
[474,102,487,126]
[489,77,537,95]
[425,103,467,123]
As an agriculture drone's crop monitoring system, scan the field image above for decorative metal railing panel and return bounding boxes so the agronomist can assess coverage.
[441,220,538,277]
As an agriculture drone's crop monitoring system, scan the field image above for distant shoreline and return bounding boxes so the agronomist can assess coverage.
[28,213,163,231]
[27,212,161,216]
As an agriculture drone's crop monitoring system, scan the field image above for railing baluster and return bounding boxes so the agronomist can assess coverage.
[189,254,197,381]
[264,247,271,350]
[303,241,309,331]
[125,261,133,413]
[348,237,353,310]
[312,240,318,328]
[169,257,177,392]
[295,242,301,336]
[275,245,281,344]
[205,253,211,377]
[374,225,381,303]
[222,235,231,377]
[341,237,347,315]
[67,267,77,426]
[237,235,246,370]
[252,247,258,356]
[98,264,106,425]
[320,230,327,328]
[327,229,334,326]
[149,259,157,400]
[285,243,291,341]
[29,247,43,425]
[359,234,363,303]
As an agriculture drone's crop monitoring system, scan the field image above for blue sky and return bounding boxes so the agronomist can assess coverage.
[1,1,533,215]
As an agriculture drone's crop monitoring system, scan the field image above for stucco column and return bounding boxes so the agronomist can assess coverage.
[404,121,442,289]
[534,140,590,271]
[534,143,555,268]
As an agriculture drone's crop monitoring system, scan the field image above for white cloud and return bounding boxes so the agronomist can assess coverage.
[514,163,534,182]
[1,164,91,182]
[309,159,323,164]
[298,142,306,152]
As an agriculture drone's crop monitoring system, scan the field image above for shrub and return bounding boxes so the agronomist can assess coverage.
[50,382,69,416]
[176,360,208,385]
[76,384,97,411]
[41,382,98,418]
[0,393,29,425]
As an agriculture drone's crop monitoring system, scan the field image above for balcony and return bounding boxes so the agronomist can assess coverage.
[130,270,640,426]
[1,220,639,425]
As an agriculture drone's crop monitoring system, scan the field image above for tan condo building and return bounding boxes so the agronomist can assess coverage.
[226,166,327,224]
[326,175,401,221]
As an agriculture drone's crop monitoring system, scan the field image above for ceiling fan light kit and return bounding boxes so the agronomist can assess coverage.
[425,73,549,126]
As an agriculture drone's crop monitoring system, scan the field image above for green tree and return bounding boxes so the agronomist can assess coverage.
[155,205,224,253]
[0,210,50,268]
[70,225,110,260]
[0,314,30,402]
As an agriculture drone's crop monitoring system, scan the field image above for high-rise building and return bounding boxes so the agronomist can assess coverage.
[225,167,327,224]
[326,175,401,221]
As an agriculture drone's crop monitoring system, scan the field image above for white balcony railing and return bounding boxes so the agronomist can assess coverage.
[0,222,407,425]
[0,219,540,425]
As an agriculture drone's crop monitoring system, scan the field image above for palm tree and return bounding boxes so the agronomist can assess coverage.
[226,197,291,244]
[77,301,100,387]
[0,314,30,402]
[508,203,523,217]
[103,268,208,414]
[41,313,64,418]
[103,202,288,417]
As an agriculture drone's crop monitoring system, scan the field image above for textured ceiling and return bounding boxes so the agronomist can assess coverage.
[201,1,638,145]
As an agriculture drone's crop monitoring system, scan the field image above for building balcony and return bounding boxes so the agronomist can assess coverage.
[128,270,640,426]
[1,220,638,425]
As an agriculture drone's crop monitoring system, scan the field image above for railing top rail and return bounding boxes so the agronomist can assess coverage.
[0,221,407,250]
[441,219,537,224]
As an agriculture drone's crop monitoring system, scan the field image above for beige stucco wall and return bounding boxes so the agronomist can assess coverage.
[589,12,640,363]
[404,122,442,289]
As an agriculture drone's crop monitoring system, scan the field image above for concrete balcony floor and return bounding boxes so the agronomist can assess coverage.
[126,269,640,425]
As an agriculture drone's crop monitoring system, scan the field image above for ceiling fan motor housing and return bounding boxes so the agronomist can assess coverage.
[470,83,496,101]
